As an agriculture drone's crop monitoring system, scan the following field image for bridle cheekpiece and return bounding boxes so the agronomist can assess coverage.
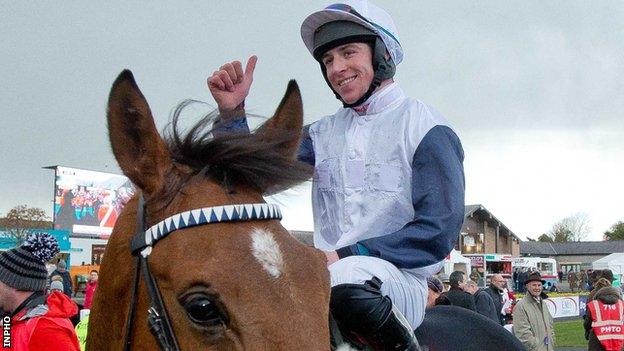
[123,195,282,351]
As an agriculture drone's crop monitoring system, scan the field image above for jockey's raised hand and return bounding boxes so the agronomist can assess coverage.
[207,55,257,113]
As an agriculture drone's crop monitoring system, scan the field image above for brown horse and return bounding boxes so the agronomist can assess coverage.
[87,71,330,350]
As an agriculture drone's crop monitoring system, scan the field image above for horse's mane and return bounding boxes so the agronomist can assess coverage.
[163,100,313,197]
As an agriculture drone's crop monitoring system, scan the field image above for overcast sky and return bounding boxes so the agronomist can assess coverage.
[1,1,622,241]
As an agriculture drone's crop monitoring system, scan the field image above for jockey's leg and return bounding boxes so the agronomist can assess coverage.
[329,256,440,350]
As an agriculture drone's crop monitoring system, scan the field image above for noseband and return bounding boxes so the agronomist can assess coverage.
[123,195,283,351]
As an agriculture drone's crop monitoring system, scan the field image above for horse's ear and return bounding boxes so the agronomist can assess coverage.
[107,70,171,195]
[257,80,303,159]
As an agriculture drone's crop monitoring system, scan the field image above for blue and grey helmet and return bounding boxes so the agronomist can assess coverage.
[301,1,403,107]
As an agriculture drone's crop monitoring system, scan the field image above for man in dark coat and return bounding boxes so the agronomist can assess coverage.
[483,274,505,325]
[568,270,578,292]
[579,270,589,292]
[518,268,528,293]
[446,271,476,311]
[50,260,73,297]
[465,280,499,324]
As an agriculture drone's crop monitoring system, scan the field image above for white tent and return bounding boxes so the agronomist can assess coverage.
[442,249,471,275]
[593,253,624,276]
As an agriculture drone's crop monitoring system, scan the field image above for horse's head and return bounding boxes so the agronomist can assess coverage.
[87,71,330,350]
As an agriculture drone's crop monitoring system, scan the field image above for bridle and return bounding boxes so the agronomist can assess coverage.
[123,195,283,351]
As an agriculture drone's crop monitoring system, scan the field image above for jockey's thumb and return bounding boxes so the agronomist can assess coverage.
[245,55,257,81]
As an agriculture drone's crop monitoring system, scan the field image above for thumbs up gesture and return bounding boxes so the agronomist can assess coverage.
[207,55,257,113]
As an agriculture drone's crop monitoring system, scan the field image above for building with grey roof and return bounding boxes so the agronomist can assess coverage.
[520,240,624,273]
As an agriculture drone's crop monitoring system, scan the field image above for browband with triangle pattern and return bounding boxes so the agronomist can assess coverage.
[133,203,282,256]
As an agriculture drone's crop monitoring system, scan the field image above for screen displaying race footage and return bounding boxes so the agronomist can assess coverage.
[53,166,135,239]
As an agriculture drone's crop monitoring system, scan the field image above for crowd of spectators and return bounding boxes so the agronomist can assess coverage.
[426,267,623,351]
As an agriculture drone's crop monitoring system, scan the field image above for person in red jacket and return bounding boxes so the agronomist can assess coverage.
[83,269,98,309]
[584,275,624,351]
[0,233,80,351]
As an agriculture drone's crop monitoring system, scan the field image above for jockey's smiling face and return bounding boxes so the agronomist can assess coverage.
[321,42,374,105]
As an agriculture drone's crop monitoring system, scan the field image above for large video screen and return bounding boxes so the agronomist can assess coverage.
[53,166,135,239]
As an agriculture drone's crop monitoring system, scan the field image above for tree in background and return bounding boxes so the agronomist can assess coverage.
[547,212,591,242]
[537,233,553,242]
[549,222,574,242]
[604,221,624,241]
[0,205,52,245]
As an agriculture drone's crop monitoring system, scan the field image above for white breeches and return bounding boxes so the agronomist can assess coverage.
[329,255,441,329]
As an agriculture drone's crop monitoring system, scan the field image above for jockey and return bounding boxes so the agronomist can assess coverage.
[207,1,465,349]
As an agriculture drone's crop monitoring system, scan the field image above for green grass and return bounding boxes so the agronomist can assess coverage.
[554,319,588,347]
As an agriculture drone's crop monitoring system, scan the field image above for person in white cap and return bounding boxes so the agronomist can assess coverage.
[207,1,464,349]
[49,280,65,293]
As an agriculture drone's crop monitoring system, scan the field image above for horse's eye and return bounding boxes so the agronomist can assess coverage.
[182,295,228,327]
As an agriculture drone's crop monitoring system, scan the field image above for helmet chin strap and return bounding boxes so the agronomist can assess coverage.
[320,38,395,109]
[340,77,379,108]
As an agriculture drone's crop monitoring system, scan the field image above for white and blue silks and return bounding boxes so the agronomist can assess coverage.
[215,83,465,328]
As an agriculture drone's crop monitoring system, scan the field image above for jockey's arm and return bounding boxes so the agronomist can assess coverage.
[212,112,314,165]
[212,107,250,136]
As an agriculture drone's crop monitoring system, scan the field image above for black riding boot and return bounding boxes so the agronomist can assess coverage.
[367,305,420,351]
[330,277,421,351]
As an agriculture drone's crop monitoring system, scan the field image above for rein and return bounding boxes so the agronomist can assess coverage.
[122,195,282,351]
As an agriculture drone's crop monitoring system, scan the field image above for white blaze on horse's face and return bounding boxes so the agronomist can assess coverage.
[251,228,284,278]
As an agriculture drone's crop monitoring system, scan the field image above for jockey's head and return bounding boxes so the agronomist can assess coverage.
[301,1,403,107]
